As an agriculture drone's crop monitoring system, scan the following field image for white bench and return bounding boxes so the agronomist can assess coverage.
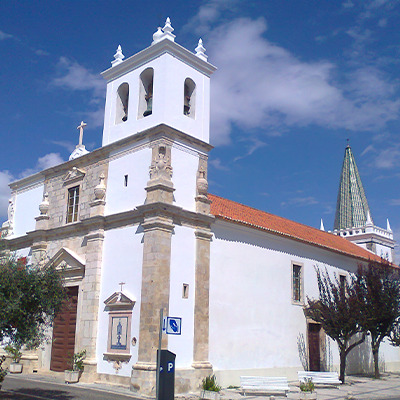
[240,376,289,396]
[298,371,341,386]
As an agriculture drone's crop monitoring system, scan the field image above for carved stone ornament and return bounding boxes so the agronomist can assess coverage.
[63,167,86,186]
[94,173,106,200]
[2,197,15,233]
[149,145,173,181]
[197,169,208,197]
[39,192,50,216]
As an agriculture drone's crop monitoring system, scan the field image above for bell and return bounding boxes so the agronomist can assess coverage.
[143,95,152,117]
[122,114,128,122]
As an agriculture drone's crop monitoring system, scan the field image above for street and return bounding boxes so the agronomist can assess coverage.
[1,375,141,400]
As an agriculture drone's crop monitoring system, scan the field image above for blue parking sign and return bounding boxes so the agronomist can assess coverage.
[164,317,182,335]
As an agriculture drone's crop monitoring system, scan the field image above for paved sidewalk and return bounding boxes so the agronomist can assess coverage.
[2,372,400,400]
[204,374,400,400]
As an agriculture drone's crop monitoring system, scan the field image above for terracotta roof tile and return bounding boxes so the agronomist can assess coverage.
[209,194,383,263]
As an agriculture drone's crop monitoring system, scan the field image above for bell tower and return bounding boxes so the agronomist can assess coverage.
[101,18,216,146]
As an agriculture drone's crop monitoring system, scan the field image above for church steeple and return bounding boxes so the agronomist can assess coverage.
[333,143,395,263]
[333,143,371,230]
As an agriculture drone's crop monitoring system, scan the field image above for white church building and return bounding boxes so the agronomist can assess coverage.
[1,18,398,394]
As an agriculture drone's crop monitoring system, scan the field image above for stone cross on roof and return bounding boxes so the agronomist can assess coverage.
[77,121,87,147]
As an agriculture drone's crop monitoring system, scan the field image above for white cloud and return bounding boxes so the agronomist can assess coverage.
[281,196,319,208]
[233,138,267,162]
[205,17,400,145]
[373,145,400,169]
[0,171,13,222]
[209,158,229,171]
[184,0,239,34]
[51,57,106,130]
[52,57,105,98]
[20,153,64,178]
[0,30,13,40]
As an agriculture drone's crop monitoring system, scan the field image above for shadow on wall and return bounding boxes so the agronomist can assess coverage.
[346,334,385,375]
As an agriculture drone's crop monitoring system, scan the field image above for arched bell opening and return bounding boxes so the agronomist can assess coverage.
[183,78,196,119]
[138,68,154,119]
[115,83,129,124]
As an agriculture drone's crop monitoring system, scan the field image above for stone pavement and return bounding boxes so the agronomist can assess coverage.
[200,374,400,400]
[2,372,400,400]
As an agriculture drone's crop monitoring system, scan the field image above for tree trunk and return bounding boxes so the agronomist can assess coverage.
[372,346,380,379]
[339,349,346,384]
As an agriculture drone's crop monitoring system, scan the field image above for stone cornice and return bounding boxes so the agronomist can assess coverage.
[9,124,212,192]
[101,38,217,82]
[3,202,215,250]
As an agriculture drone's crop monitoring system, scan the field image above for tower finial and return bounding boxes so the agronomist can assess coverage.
[195,38,208,61]
[152,27,164,45]
[346,138,350,148]
[111,45,125,67]
[162,17,176,42]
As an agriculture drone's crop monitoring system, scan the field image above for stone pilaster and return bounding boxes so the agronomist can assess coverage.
[79,228,104,382]
[192,228,213,370]
[131,214,174,395]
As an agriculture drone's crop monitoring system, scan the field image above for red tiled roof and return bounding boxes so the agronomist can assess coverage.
[209,194,383,263]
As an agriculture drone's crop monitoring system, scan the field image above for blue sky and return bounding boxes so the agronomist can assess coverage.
[1,1,399,257]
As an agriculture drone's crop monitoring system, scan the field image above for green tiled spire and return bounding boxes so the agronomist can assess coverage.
[334,144,372,230]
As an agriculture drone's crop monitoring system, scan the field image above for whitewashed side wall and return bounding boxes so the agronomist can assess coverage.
[209,220,400,383]
[171,147,198,213]
[13,185,44,237]
[168,225,196,367]
[105,147,151,215]
[97,225,144,376]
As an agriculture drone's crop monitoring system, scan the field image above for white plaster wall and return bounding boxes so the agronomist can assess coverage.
[13,185,44,237]
[171,147,198,212]
[103,53,210,146]
[168,225,196,367]
[105,147,151,215]
[209,220,400,379]
[97,225,144,376]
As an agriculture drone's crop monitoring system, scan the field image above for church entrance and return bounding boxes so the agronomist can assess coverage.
[308,323,321,371]
[50,286,79,372]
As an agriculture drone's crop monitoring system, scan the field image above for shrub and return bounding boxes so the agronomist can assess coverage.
[202,374,221,392]
[300,378,315,392]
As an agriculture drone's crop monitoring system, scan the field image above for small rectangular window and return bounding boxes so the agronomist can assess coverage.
[340,274,346,297]
[182,283,189,299]
[66,186,79,223]
[124,175,128,187]
[292,263,303,303]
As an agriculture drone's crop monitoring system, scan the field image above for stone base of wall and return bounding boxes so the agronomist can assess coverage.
[131,366,213,395]
[0,353,39,375]
[96,373,131,387]
[78,363,98,383]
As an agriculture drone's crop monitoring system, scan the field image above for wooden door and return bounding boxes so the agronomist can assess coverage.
[308,323,321,371]
[50,286,78,372]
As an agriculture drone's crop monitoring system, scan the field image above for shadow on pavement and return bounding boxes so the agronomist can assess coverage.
[1,388,75,399]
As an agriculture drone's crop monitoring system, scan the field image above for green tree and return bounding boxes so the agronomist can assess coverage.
[305,268,365,383]
[0,253,66,348]
[354,260,400,379]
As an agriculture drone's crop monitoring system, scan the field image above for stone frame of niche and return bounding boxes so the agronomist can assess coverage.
[103,292,135,363]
